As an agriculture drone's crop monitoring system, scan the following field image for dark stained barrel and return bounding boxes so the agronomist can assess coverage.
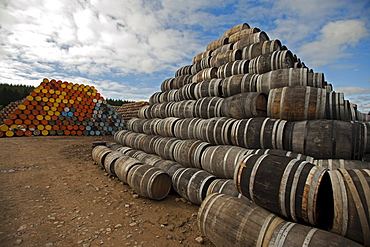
[313,159,370,170]
[247,148,314,162]
[154,137,181,161]
[221,92,267,119]
[103,151,123,176]
[234,153,332,227]
[171,100,197,119]
[198,193,360,247]
[139,134,161,154]
[191,57,212,75]
[216,60,250,79]
[283,120,366,160]
[241,40,282,61]
[221,74,259,97]
[328,168,370,246]
[155,117,180,137]
[153,159,184,177]
[201,145,249,178]
[177,83,197,101]
[198,117,236,145]
[172,75,193,89]
[248,50,294,74]
[127,164,171,200]
[126,118,148,133]
[194,79,222,99]
[172,167,216,204]
[194,97,224,119]
[175,65,193,77]
[267,86,327,121]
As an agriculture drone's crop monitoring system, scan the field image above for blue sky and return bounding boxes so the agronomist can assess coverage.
[1,0,369,113]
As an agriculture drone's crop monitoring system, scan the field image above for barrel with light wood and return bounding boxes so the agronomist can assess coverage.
[313,159,370,170]
[221,92,267,119]
[283,120,366,160]
[232,31,269,49]
[114,155,144,183]
[173,139,210,168]
[172,167,216,204]
[228,27,261,43]
[193,79,222,99]
[194,97,224,119]
[198,193,361,247]
[192,67,218,83]
[234,153,333,227]
[267,86,327,121]
[223,23,250,38]
[191,56,212,75]
[153,160,184,177]
[216,60,250,79]
[92,145,112,167]
[231,117,287,150]
[249,50,294,74]
[206,179,243,198]
[127,164,171,200]
[210,43,234,57]
[206,37,229,51]
[192,50,212,64]
[241,40,282,61]
[210,49,242,68]
[126,118,148,133]
[201,145,249,178]
[328,168,370,246]
[221,74,259,97]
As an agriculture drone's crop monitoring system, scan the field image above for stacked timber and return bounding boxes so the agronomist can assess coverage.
[117,101,149,121]
[0,78,125,138]
[91,22,369,247]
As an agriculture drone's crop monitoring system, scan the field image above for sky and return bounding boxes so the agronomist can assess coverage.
[1,0,370,113]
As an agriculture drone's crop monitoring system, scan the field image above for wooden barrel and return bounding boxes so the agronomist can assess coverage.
[313,159,370,170]
[171,100,196,119]
[267,86,327,121]
[307,71,325,88]
[153,160,184,177]
[210,43,234,57]
[192,50,212,64]
[228,27,261,43]
[155,117,180,137]
[159,89,179,103]
[172,75,193,89]
[231,117,287,150]
[104,151,123,176]
[139,134,161,154]
[193,79,222,99]
[223,23,250,38]
[114,155,143,184]
[92,145,112,167]
[232,31,269,49]
[234,153,332,227]
[177,83,197,101]
[175,65,193,77]
[142,118,161,135]
[249,50,294,74]
[192,67,218,83]
[221,74,259,97]
[137,105,151,119]
[221,92,267,119]
[210,49,242,68]
[126,118,148,133]
[328,168,370,246]
[206,37,229,51]
[194,97,224,119]
[160,78,175,92]
[173,139,210,168]
[173,118,202,140]
[247,149,314,162]
[201,145,249,178]
[241,40,282,61]
[216,60,250,79]
[117,146,134,155]
[326,91,353,121]
[198,117,236,145]
[127,164,171,200]
[191,56,212,75]
[149,92,161,105]
[283,120,366,160]
[154,137,181,161]
[172,167,216,204]
[206,179,243,198]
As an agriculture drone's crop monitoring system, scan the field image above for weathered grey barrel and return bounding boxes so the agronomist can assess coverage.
[241,39,282,60]
[283,120,366,160]
[206,179,243,198]
[114,155,143,184]
[192,50,212,64]
[159,89,179,103]
[198,117,236,145]
[171,100,196,119]
[173,139,210,168]
[247,148,314,162]
[175,65,193,77]
[193,79,222,99]
[127,164,171,200]
[234,153,332,227]
[104,151,123,176]
[126,118,148,133]
[326,91,353,121]
[210,49,242,68]
[221,74,259,97]
[232,31,269,49]
[155,117,180,137]
[313,159,370,170]
[194,97,224,119]
[172,168,216,204]
[154,137,181,161]
[216,60,250,79]
[160,78,175,92]
[153,159,184,177]
[210,43,234,57]
[307,71,325,88]
[221,92,267,119]
[177,83,197,101]
[192,67,218,83]
[198,193,361,247]
[201,145,249,178]
[223,23,250,38]
[142,118,161,135]
[92,145,112,167]
[191,57,212,75]
[173,118,202,140]
[328,168,370,246]
[249,50,294,74]
[138,134,161,154]
[172,75,193,89]
[267,86,327,121]
[231,117,287,150]
[137,105,151,119]
[228,27,261,43]
[206,37,229,51]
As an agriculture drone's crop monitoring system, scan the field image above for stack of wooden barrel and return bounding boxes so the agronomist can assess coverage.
[117,101,149,121]
[0,99,24,125]
[0,78,125,138]
[92,22,369,247]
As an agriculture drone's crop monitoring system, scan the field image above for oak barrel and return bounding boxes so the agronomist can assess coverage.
[248,50,294,74]
[221,92,267,119]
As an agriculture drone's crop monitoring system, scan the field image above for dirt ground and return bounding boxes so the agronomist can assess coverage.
[0,136,215,247]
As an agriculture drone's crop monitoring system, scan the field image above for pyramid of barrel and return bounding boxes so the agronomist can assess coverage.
[105,22,370,247]
[0,78,125,138]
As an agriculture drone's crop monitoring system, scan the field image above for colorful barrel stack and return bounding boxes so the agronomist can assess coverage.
[0,78,125,137]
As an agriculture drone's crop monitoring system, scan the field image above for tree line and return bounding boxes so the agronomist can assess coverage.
[105,98,135,106]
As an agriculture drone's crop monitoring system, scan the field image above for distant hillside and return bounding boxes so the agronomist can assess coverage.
[0,83,35,110]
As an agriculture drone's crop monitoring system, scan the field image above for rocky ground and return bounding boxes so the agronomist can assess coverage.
[0,136,215,247]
